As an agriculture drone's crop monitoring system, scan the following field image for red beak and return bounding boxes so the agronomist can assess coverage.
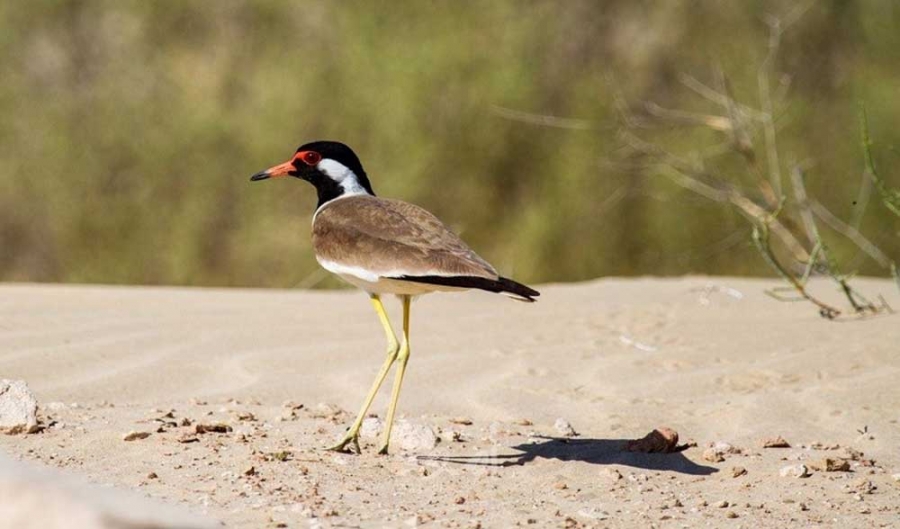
[250,159,295,181]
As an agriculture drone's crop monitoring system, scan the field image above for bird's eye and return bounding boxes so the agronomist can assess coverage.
[298,151,322,166]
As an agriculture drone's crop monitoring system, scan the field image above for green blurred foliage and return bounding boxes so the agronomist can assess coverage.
[0,0,898,288]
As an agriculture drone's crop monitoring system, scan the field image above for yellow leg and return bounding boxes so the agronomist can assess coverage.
[378,295,412,455]
[327,294,399,453]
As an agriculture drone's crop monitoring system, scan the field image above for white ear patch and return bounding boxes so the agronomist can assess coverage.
[318,159,368,196]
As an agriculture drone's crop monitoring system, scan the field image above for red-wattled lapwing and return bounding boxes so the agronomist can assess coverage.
[250,141,539,454]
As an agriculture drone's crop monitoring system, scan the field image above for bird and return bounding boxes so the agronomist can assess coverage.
[250,141,539,454]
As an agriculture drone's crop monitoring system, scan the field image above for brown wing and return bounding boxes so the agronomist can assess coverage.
[312,195,499,279]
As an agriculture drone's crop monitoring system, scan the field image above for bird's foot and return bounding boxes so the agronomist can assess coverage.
[376,436,392,455]
[325,433,361,454]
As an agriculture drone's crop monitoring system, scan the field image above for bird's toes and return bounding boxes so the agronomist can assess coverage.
[325,434,363,454]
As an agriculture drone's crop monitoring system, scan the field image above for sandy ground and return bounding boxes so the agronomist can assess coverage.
[1,277,899,528]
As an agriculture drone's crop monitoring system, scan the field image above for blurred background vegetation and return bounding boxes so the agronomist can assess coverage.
[1,0,898,289]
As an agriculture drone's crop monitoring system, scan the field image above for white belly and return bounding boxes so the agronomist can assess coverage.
[317,257,466,296]
[336,273,465,296]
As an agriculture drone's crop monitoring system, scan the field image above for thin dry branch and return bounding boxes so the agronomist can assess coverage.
[678,74,767,122]
[621,131,811,262]
[716,66,756,161]
[789,165,821,246]
[809,199,892,269]
[850,168,874,230]
[716,68,779,207]
[860,105,900,217]
[756,1,817,198]
[489,105,596,131]
[641,102,733,132]
[790,165,888,315]
[751,207,840,319]
[758,19,784,198]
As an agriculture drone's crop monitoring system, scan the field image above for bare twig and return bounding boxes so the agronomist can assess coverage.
[621,131,811,263]
[641,102,733,132]
[809,200,892,269]
[489,105,596,131]
[678,74,767,121]
[789,165,820,245]
[758,15,785,198]
[850,167,874,230]
[716,66,756,162]
[790,165,885,315]
[860,105,900,217]
[756,1,817,198]
[751,205,840,319]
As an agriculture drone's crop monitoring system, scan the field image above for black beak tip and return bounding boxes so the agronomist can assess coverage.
[250,171,270,182]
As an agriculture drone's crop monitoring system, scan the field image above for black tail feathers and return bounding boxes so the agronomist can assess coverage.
[396,275,540,302]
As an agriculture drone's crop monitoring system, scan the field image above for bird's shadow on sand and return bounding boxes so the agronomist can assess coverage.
[419,436,717,475]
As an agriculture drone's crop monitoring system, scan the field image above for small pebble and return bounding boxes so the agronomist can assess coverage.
[624,427,679,453]
[817,458,850,472]
[146,472,158,479]
[393,420,439,451]
[710,441,740,454]
[195,423,232,434]
[716,500,729,508]
[853,479,876,494]
[123,431,151,442]
[725,511,738,519]
[760,436,791,448]
[702,448,725,463]
[236,412,256,421]
[810,442,841,450]
[779,464,810,478]
[731,467,747,478]
[554,418,577,437]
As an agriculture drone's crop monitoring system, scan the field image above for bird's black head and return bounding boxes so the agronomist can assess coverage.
[250,141,376,208]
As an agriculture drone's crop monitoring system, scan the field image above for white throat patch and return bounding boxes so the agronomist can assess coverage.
[317,159,368,196]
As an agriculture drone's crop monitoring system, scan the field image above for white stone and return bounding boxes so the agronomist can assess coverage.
[0,379,39,434]
[392,420,438,452]
[554,417,577,437]
[779,464,810,478]
[710,441,738,453]
[360,417,383,439]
